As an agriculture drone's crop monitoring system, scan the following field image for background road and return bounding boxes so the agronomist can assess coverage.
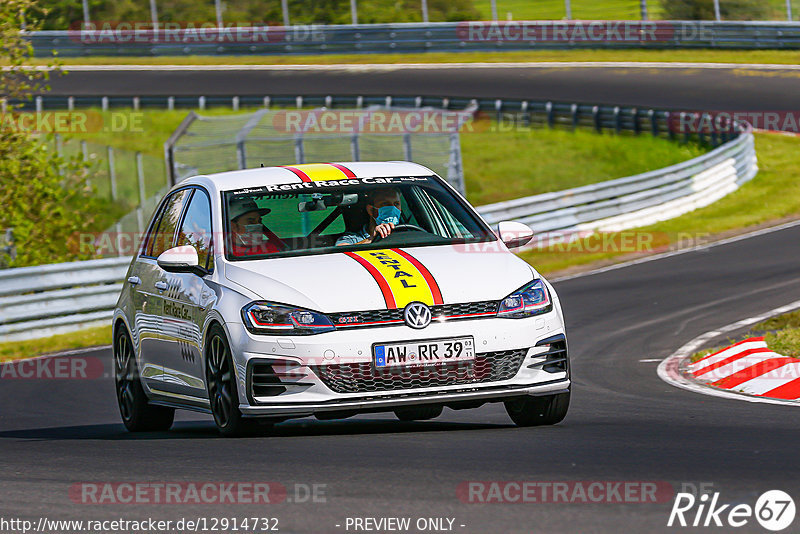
[3,222,800,533]
[47,64,800,111]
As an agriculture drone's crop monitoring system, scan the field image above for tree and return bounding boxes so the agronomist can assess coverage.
[0,0,112,268]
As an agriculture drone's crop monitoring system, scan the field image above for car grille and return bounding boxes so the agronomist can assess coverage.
[249,360,315,399]
[328,301,499,329]
[527,335,569,375]
[311,348,527,394]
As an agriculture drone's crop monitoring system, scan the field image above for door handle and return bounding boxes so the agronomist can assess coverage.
[127,276,141,285]
[154,281,168,291]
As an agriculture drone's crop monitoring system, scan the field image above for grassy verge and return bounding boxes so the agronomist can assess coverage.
[26,49,800,66]
[0,325,111,363]
[691,310,800,362]
[519,131,800,274]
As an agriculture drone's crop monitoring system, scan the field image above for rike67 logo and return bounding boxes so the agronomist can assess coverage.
[668,490,795,531]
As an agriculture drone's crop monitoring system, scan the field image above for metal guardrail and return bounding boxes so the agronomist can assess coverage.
[28,21,800,57]
[476,128,757,238]
[0,94,758,342]
[0,257,131,341]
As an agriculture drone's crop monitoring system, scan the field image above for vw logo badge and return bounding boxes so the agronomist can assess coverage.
[404,302,432,329]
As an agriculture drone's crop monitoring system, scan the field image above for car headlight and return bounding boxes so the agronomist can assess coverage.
[497,279,552,318]
[242,302,335,335]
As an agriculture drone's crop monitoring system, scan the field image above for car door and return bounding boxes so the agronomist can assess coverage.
[133,188,192,394]
[158,187,217,398]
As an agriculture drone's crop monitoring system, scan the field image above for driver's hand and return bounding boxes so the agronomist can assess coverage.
[371,222,395,241]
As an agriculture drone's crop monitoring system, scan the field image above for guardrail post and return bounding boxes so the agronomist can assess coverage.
[649,109,658,137]
[167,96,174,110]
[296,96,304,109]
[101,96,108,111]
[198,96,206,110]
[107,146,117,201]
[263,96,271,109]
[546,102,554,129]
[132,96,140,111]
[136,152,146,233]
[67,96,74,111]
[325,95,332,108]
[403,133,412,161]
[356,96,364,109]
[592,106,601,133]
[570,103,579,131]
[442,98,449,109]
[35,96,43,112]
[294,136,305,164]
[495,99,503,123]
[521,101,530,128]
[232,96,240,111]
[385,96,392,107]
[415,96,422,108]
[613,106,621,134]
[351,132,360,161]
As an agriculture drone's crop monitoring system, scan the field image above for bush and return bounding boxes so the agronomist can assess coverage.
[660,0,772,20]
[0,0,121,268]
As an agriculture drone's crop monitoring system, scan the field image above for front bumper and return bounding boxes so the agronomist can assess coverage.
[225,310,569,417]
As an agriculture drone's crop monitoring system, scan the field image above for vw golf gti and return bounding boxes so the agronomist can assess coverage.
[112,162,570,436]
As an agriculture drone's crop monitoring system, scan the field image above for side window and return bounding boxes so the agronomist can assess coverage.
[148,189,191,258]
[176,188,213,270]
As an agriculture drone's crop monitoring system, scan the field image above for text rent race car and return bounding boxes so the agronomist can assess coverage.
[112,162,570,436]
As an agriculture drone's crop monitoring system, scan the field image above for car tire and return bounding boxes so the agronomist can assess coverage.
[504,390,570,427]
[394,405,443,422]
[205,325,264,437]
[114,327,175,432]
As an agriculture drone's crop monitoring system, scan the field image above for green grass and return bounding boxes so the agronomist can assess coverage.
[0,326,111,363]
[28,49,800,66]
[519,131,800,274]
[461,127,706,205]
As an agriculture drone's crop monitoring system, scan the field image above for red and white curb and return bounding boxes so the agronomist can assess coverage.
[658,299,800,407]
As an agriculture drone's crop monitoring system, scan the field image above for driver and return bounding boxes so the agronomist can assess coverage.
[229,197,279,255]
[336,188,402,246]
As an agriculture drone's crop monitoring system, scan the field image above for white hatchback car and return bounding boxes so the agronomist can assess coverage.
[112,162,570,436]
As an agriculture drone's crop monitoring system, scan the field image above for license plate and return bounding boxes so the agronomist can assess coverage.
[373,337,475,368]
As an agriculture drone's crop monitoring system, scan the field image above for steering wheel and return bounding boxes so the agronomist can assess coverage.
[371,224,426,243]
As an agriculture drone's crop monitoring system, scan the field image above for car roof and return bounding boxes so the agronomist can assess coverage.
[181,161,437,193]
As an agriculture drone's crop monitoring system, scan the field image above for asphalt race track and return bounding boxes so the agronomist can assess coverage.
[46,64,800,112]
[3,222,800,533]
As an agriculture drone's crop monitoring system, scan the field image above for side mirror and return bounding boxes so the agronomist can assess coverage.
[157,246,203,275]
[496,221,534,249]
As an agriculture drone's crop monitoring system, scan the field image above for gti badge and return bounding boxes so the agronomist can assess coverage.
[404,302,432,329]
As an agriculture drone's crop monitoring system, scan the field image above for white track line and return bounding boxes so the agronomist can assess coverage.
[657,299,800,407]
[8,61,800,72]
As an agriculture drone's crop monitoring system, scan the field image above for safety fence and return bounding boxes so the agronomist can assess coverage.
[28,21,800,57]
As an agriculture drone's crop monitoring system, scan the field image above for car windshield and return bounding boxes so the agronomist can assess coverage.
[223,175,495,260]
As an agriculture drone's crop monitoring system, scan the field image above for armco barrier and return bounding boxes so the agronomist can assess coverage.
[28,21,800,57]
[0,256,131,341]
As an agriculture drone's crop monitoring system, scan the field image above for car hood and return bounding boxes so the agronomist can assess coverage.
[224,245,537,313]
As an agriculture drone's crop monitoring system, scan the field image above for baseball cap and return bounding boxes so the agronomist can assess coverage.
[229,198,271,221]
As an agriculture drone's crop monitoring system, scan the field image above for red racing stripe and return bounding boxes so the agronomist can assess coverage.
[712,357,798,389]
[327,163,356,177]
[760,377,800,400]
[693,347,772,377]
[281,166,312,182]
[344,252,397,309]
[692,336,765,366]
[393,248,444,305]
